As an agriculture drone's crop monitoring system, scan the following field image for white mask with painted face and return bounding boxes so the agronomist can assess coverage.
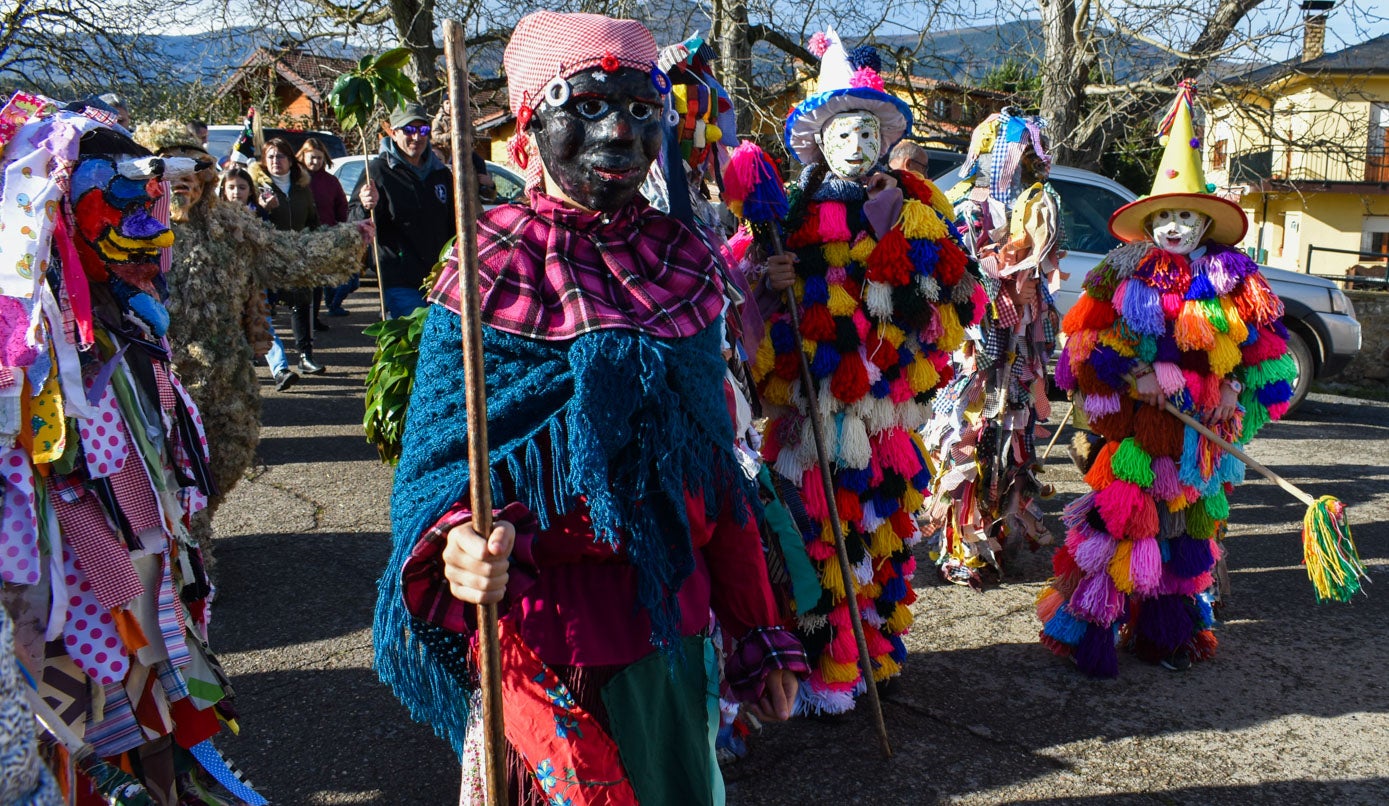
[1149,208,1211,255]
[816,112,882,180]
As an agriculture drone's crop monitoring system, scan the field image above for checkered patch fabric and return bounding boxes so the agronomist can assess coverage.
[504,11,658,114]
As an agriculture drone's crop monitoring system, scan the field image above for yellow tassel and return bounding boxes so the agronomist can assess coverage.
[849,234,877,265]
[752,331,775,381]
[793,277,805,300]
[1099,329,1138,357]
[1108,539,1135,593]
[873,654,902,681]
[706,123,722,142]
[762,376,791,406]
[1208,332,1242,377]
[1221,297,1249,344]
[886,603,914,633]
[860,582,883,598]
[827,283,857,317]
[821,656,860,684]
[822,242,851,267]
[820,553,846,601]
[872,522,904,556]
[879,323,907,349]
[901,484,926,517]
[937,303,965,352]
[900,199,946,241]
[802,336,818,358]
[907,351,940,394]
[923,177,956,219]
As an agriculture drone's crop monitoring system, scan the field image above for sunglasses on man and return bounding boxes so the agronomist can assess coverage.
[399,124,431,137]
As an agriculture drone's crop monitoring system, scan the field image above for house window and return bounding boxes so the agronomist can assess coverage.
[1211,139,1228,170]
[931,98,952,120]
[1368,105,1389,183]
[1363,216,1389,262]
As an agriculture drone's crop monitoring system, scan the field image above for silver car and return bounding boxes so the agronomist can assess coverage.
[934,163,1362,412]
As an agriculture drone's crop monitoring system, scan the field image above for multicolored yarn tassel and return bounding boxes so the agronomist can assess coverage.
[1303,495,1368,604]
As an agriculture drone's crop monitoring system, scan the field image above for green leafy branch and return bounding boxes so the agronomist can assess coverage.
[327,47,419,133]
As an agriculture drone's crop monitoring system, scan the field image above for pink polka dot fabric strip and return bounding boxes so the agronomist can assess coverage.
[0,443,39,585]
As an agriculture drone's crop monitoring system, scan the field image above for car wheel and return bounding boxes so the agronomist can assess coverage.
[1282,325,1315,415]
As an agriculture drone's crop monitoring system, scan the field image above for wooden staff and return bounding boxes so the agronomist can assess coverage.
[1041,400,1074,462]
[769,226,892,759]
[443,20,506,805]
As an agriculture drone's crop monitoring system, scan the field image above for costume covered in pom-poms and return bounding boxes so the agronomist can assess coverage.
[0,94,266,804]
[1038,83,1294,676]
[924,109,1064,583]
[752,31,983,713]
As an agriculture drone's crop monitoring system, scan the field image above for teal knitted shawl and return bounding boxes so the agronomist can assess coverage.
[374,306,754,756]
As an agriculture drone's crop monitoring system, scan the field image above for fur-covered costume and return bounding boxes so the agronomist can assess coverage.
[924,110,1063,583]
[136,120,362,569]
[0,95,266,804]
[1036,85,1295,676]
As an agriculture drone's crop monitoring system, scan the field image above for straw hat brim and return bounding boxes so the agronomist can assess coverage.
[784,88,912,166]
[1109,192,1248,246]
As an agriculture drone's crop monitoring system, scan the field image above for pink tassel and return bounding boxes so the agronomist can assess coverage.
[1083,392,1122,420]
[1130,537,1163,595]
[864,625,893,656]
[805,540,836,561]
[826,266,848,285]
[1154,362,1184,397]
[828,603,853,629]
[1123,495,1159,540]
[1162,570,1214,597]
[827,616,861,661]
[889,376,914,403]
[1061,491,1097,529]
[877,428,921,476]
[1161,292,1185,320]
[1110,279,1130,312]
[1095,480,1143,538]
[1064,525,1087,556]
[819,202,852,243]
[802,464,829,520]
[901,555,917,577]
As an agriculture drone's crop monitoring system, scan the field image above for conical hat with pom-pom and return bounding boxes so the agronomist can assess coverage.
[784,29,912,165]
[1109,82,1247,246]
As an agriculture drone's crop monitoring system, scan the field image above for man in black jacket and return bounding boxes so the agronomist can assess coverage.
[351,103,454,318]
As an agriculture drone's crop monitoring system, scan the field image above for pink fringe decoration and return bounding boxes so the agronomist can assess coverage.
[901,555,917,577]
[1095,480,1144,538]
[805,540,836,561]
[1061,492,1096,529]
[1154,362,1184,397]
[1267,401,1290,421]
[1130,537,1163,595]
[808,32,831,57]
[889,376,914,403]
[818,202,852,243]
[801,464,829,520]
[1082,392,1122,420]
[877,427,922,476]
[1064,526,1087,556]
[1110,279,1130,312]
[1242,327,1288,363]
[1161,292,1185,320]
[850,67,886,92]
[827,617,860,661]
[826,266,848,284]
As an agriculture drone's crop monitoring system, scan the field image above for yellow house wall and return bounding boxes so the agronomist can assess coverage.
[1242,190,1389,272]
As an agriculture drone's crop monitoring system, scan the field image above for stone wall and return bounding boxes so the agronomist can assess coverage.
[1335,290,1389,384]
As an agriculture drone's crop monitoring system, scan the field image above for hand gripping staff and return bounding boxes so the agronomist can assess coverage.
[444,20,506,805]
[724,141,893,758]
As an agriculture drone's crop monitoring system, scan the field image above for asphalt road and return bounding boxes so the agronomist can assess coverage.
[212,294,1389,805]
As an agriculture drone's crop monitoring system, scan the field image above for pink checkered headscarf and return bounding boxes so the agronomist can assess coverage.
[503,12,659,187]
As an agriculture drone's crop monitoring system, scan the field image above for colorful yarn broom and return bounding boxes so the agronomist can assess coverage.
[1163,401,1368,603]
[724,140,892,758]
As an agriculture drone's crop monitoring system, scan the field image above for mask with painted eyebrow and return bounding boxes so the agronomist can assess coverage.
[1148,208,1211,256]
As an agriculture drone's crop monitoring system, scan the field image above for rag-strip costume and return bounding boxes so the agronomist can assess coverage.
[751,30,983,714]
[374,15,807,804]
[1037,83,1296,676]
[0,96,265,804]
[924,110,1063,582]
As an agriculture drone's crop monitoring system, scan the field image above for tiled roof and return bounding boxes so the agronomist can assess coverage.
[1233,33,1389,86]
[222,47,356,102]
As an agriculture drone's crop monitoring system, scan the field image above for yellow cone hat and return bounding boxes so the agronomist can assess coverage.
[1109,82,1248,246]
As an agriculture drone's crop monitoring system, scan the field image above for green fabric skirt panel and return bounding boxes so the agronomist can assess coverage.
[601,637,718,805]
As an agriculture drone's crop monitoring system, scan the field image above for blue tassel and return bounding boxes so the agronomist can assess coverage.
[911,467,932,490]
[870,378,892,398]
[1122,280,1166,336]
[872,492,900,518]
[1257,380,1293,406]
[1089,345,1134,390]
[881,574,908,603]
[838,466,874,494]
[803,275,830,306]
[1044,605,1087,646]
[909,239,939,275]
[770,320,796,354]
[888,634,908,663]
[1185,273,1216,300]
[810,343,841,378]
